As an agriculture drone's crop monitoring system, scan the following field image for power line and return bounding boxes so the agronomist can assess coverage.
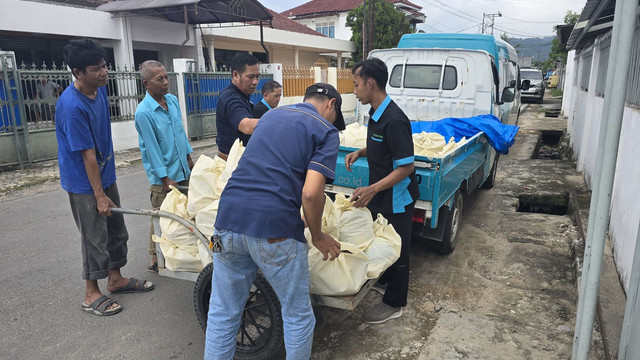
[430,0,481,23]
[413,0,479,24]
[494,26,546,38]
[502,16,561,24]
[422,24,444,33]
[454,24,481,33]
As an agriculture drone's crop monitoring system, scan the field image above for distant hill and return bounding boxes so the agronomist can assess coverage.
[505,36,555,61]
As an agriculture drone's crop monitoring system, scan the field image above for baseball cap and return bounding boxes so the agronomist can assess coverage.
[305,83,345,131]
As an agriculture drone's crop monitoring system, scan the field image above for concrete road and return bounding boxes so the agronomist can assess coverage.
[0,102,606,359]
[0,170,206,360]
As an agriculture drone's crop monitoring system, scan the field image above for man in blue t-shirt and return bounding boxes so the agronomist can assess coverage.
[56,38,154,317]
[204,83,346,359]
[215,52,261,160]
[135,60,194,272]
[346,58,419,324]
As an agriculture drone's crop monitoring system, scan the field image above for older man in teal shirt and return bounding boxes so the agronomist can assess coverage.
[135,60,194,271]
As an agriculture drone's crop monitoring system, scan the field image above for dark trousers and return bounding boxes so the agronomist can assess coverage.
[68,182,129,280]
[375,202,415,308]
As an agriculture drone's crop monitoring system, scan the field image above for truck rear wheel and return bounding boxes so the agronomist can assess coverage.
[432,190,463,254]
[194,263,285,359]
[482,155,499,189]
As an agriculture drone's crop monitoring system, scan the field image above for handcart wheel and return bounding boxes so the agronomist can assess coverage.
[194,263,285,359]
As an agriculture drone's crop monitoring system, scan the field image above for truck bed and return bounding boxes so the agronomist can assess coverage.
[327,131,490,228]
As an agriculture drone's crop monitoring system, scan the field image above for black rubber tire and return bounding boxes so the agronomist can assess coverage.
[482,155,500,189]
[194,263,285,360]
[432,190,463,254]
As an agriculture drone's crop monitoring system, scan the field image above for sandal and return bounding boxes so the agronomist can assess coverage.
[81,295,122,316]
[147,262,158,273]
[110,277,154,294]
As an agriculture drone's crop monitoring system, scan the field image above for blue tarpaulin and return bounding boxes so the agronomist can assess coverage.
[410,114,519,154]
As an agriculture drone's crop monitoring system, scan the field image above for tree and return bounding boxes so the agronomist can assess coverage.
[563,10,580,25]
[346,0,414,62]
[545,10,581,71]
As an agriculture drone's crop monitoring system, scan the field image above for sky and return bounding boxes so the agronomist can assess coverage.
[259,0,586,39]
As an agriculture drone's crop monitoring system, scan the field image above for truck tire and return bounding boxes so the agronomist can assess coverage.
[432,190,463,254]
[194,263,285,359]
[482,155,500,189]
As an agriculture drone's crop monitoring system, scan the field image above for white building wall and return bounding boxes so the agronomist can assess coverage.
[1,0,204,152]
[336,13,354,41]
[562,50,577,132]
[296,14,353,41]
[610,108,640,290]
[563,30,640,293]
[0,0,120,39]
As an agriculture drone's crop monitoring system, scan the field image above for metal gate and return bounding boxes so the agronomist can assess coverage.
[0,52,178,169]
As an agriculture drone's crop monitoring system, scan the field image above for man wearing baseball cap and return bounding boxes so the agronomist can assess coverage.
[205,83,344,359]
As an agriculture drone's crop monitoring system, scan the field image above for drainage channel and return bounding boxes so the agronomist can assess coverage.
[516,192,570,215]
[544,108,561,117]
[533,130,565,160]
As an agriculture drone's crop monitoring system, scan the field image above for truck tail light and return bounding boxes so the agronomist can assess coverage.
[412,208,426,223]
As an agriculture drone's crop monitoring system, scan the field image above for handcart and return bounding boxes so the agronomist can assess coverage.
[111,189,379,360]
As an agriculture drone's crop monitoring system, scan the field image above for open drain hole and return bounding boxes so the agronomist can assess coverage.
[517,193,569,215]
[534,130,564,160]
[544,108,561,117]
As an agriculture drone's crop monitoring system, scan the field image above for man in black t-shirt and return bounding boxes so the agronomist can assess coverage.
[215,53,260,159]
[346,57,419,324]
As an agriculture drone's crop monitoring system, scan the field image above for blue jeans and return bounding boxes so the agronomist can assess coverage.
[204,230,315,360]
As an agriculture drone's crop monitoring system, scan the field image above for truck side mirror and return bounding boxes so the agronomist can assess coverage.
[501,87,515,103]
[521,79,531,91]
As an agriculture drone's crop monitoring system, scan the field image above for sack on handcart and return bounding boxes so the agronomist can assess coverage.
[364,214,402,279]
[187,155,226,217]
[152,234,203,272]
[194,200,220,267]
[304,193,402,296]
[158,187,203,272]
[308,241,370,296]
[333,193,374,250]
[216,139,245,195]
[303,194,339,243]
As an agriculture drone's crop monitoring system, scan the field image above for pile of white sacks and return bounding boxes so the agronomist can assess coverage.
[340,122,468,158]
[154,139,403,296]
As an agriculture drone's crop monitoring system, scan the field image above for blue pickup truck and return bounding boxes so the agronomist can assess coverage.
[326,34,524,254]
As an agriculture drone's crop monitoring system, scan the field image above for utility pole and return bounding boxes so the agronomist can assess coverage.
[363,0,375,59]
[483,12,502,35]
[362,0,367,60]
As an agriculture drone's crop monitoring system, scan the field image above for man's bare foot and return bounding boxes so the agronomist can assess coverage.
[148,254,158,272]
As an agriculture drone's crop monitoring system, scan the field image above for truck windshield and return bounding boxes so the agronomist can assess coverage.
[389,64,457,90]
[520,70,543,80]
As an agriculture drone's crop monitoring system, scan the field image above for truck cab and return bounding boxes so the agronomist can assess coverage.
[362,33,522,125]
